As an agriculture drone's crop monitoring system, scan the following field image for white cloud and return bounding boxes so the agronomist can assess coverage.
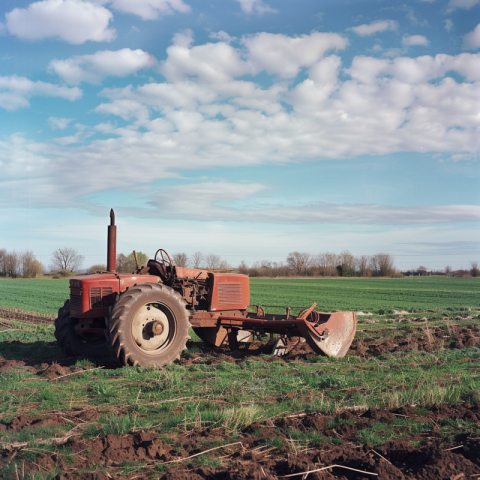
[450,152,479,162]
[102,0,191,20]
[402,35,429,47]
[445,19,453,32]
[0,75,82,111]
[0,152,60,209]
[160,31,250,83]
[87,48,480,174]
[243,32,348,78]
[285,55,342,111]
[1,33,480,216]
[448,0,480,10]
[48,117,74,129]
[94,93,151,123]
[53,123,93,145]
[49,49,156,85]
[117,181,480,224]
[209,31,235,43]
[350,20,397,36]
[347,52,480,83]
[5,0,115,44]
[0,134,54,186]
[463,23,480,50]
[234,0,277,14]
[404,5,419,24]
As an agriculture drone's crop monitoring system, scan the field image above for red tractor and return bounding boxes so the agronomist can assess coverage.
[55,210,356,366]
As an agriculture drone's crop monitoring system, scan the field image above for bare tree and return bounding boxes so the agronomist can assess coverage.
[471,261,479,278]
[3,251,19,277]
[326,253,338,276]
[238,261,249,275]
[338,250,356,277]
[249,261,260,277]
[173,252,189,267]
[20,251,43,278]
[315,252,338,276]
[445,265,452,277]
[0,249,6,277]
[219,259,231,269]
[191,251,204,268]
[417,265,428,276]
[370,253,395,277]
[357,255,370,277]
[51,248,84,272]
[287,252,312,275]
[206,253,221,269]
[260,260,275,276]
[368,255,379,276]
[315,253,325,276]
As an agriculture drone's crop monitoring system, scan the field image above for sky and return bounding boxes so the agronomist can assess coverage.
[0,0,479,272]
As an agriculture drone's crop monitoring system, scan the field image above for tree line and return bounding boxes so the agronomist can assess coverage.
[0,247,84,278]
[167,251,479,278]
[239,251,401,277]
[0,249,44,278]
[1,246,478,278]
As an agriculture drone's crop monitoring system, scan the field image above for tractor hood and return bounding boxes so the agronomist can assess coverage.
[69,273,160,318]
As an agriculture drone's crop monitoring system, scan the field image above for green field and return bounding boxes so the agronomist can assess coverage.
[1,276,478,316]
[250,277,480,314]
[0,278,69,315]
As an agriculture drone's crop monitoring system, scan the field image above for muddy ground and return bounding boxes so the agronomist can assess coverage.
[1,403,479,479]
[1,322,479,370]
[176,322,480,365]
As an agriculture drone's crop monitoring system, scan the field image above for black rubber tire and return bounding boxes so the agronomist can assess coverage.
[108,283,190,367]
[54,300,108,358]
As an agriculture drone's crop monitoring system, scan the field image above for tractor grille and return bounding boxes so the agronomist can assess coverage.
[90,287,114,309]
[70,294,82,313]
[217,283,242,306]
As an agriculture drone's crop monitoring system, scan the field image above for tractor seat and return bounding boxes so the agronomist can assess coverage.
[147,259,171,279]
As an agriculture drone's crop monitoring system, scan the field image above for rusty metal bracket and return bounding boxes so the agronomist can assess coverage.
[297,303,317,320]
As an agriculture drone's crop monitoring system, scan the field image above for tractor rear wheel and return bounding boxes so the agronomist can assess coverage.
[54,300,108,358]
[108,283,190,367]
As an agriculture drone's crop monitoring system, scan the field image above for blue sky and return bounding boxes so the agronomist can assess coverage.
[1,0,479,271]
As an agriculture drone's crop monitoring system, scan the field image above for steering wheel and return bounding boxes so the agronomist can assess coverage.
[154,249,174,280]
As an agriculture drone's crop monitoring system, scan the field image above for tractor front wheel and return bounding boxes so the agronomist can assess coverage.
[54,300,108,358]
[108,283,190,367]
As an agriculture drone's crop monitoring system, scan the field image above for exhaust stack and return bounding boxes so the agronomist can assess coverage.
[107,209,117,272]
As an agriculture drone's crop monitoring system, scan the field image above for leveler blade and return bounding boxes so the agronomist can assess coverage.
[296,311,356,358]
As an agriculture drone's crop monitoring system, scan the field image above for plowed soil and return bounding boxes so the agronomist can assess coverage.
[1,405,479,479]
[177,323,480,365]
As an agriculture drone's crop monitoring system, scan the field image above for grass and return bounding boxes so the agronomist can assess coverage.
[1,276,479,316]
[0,277,69,315]
[1,318,479,444]
[250,277,480,315]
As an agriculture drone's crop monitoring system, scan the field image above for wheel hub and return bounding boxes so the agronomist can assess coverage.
[131,304,170,351]
[149,321,164,336]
